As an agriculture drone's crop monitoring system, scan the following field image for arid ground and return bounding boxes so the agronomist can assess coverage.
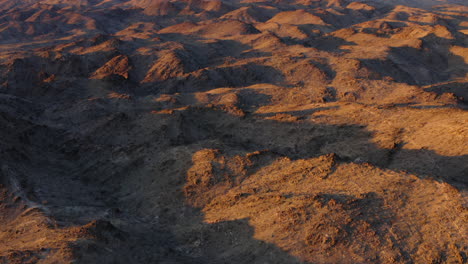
[0,0,467,263]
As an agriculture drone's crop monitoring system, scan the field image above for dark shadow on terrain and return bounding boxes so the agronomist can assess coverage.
[151,106,465,262]
[89,8,137,35]
[144,63,286,94]
[359,21,407,38]
[69,213,308,263]
[2,101,467,263]
[306,4,391,30]
[312,61,337,80]
[306,35,356,53]
[3,31,278,98]
[1,31,281,98]
[238,88,274,110]
[173,107,468,188]
[382,102,462,109]
[424,81,468,103]
[126,33,277,94]
[362,34,467,85]
[432,6,468,15]
[0,108,310,263]
[0,49,132,99]
[155,32,272,66]
[1,1,467,262]
[105,33,253,84]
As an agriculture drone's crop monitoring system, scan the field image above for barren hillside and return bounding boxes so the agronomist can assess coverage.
[0,0,467,263]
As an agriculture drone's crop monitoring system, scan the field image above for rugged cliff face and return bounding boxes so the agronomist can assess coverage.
[0,0,467,263]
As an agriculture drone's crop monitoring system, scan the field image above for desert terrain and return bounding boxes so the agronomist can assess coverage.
[0,0,467,263]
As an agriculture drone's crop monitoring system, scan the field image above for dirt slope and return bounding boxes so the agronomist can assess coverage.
[0,0,467,263]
